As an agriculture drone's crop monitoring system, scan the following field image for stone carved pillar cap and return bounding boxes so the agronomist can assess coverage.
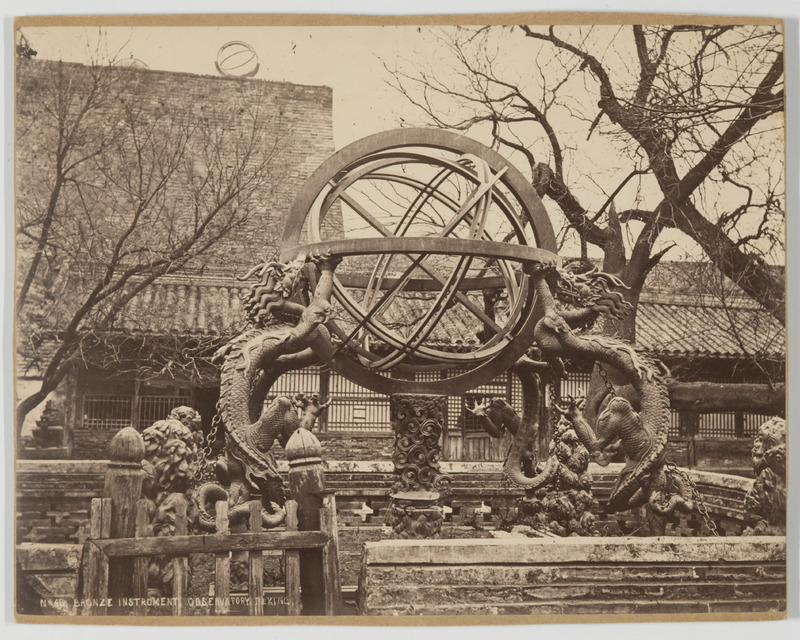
[285,428,323,467]
[109,426,145,464]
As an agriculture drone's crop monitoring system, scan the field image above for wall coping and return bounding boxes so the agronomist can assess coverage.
[363,536,785,565]
[15,459,755,491]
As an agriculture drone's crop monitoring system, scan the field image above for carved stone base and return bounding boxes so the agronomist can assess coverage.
[387,492,443,539]
[510,417,597,536]
[515,489,598,537]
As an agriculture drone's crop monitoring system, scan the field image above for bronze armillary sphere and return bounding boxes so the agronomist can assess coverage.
[280,129,558,396]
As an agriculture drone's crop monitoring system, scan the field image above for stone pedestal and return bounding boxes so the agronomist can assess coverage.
[388,395,450,539]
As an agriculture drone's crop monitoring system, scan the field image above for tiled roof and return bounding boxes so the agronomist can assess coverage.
[17,263,784,379]
[111,271,784,360]
[635,296,784,358]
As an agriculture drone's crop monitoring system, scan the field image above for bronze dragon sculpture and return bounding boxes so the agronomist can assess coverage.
[469,260,696,532]
[531,262,693,521]
[195,253,338,532]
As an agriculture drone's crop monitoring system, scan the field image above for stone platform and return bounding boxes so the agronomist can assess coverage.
[357,536,787,617]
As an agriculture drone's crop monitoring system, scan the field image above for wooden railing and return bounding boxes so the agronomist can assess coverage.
[80,425,341,617]
[82,495,341,616]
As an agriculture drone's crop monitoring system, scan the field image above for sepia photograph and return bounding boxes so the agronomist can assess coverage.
[11,8,789,626]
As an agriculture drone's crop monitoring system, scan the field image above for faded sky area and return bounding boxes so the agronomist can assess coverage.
[15,21,786,263]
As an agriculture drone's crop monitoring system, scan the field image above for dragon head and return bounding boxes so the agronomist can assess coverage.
[551,261,632,320]
[241,257,309,328]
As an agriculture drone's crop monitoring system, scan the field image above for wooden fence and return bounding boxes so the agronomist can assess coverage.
[80,426,341,617]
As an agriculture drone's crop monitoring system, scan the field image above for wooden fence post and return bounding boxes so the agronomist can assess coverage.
[214,501,230,616]
[319,492,342,615]
[104,426,145,610]
[132,498,151,616]
[248,501,264,616]
[82,497,112,616]
[171,499,189,615]
[286,428,327,615]
[284,500,301,616]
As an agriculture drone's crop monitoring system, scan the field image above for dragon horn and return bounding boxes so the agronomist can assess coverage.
[238,263,267,281]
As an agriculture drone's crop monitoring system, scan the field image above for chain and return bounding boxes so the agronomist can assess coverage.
[597,364,616,398]
[194,402,222,484]
[548,381,563,439]
[664,461,719,537]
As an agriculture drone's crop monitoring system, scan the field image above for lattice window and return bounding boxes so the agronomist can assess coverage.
[266,368,392,433]
[415,370,443,383]
[82,396,133,430]
[137,394,191,430]
[669,410,681,437]
[327,371,390,433]
[83,391,192,431]
[561,371,592,400]
[268,366,321,397]
[698,412,737,437]
[743,413,773,437]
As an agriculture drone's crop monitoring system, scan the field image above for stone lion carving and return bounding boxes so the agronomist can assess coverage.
[140,408,202,596]
[743,417,786,536]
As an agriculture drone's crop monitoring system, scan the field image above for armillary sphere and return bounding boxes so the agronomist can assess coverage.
[280,129,558,396]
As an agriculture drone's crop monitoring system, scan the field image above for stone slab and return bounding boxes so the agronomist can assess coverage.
[363,536,786,565]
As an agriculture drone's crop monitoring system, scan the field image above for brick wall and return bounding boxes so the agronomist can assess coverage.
[16,460,755,545]
[15,58,335,278]
[316,433,394,461]
[71,429,118,460]
[16,460,107,544]
[358,537,787,616]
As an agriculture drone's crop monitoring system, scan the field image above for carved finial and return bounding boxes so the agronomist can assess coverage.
[109,426,145,463]
[285,428,323,467]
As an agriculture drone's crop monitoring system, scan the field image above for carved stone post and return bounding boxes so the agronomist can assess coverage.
[104,426,145,608]
[286,428,326,615]
[387,394,450,539]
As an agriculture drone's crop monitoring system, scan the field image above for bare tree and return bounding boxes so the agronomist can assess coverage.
[386,24,785,422]
[387,25,785,337]
[15,53,288,435]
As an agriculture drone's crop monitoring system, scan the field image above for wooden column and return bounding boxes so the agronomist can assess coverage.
[103,426,145,611]
[248,501,263,616]
[734,412,745,439]
[286,428,326,615]
[284,500,302,616]
[538,378,557,460]
[214,501,231,615]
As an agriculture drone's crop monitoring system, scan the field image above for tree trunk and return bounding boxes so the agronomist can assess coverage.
[16,388,52,437]
[582,238,644,425]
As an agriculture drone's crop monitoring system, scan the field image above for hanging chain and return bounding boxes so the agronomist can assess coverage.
[664,461,719,537]
[194,402,222,484]
[597,364,616,398]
